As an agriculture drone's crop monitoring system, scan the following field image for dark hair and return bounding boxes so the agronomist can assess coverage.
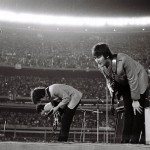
[92,43,113,59]
[36,104,45,114]
[31,87,46,104]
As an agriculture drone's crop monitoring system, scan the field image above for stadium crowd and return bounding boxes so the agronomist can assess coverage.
[0,28,150,70]
[0,75,106,99]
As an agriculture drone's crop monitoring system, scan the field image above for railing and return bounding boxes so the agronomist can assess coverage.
[0,124,115,143]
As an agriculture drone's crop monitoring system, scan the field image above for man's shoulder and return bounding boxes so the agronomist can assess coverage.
[49,84,58,92]
[49,84,67,91]
[117,53,128,58]
[117,53,132,62]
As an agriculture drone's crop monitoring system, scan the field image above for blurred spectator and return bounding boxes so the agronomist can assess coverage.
[0,75,106,99]
[0,28,149,69]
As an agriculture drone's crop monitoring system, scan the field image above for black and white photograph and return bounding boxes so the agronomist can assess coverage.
[0,0,150,149]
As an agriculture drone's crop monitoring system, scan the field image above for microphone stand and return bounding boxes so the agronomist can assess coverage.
[96,97,105,143]
[80,109,87,142]
[96,97,99,143]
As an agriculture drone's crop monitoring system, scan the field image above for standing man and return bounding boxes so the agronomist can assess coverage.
[31,84,82,142]
[91,43,148,144]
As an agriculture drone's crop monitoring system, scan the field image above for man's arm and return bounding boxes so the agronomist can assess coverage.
[51,87,70,113]
[121,54,142,115]
[122,55,140,100]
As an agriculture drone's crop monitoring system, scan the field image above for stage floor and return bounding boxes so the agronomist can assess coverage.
[0,142,150,150]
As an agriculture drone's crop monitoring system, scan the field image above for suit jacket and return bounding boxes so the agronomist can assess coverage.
[98,53,148,100]
[47,84,82,109]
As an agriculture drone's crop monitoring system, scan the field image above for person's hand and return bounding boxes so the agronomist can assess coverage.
[132,100,143,115]
[41,110,46,116]
[41,110,51,116]
[53,106,59,114]
[107,83,114,97]
[41,110,49,116]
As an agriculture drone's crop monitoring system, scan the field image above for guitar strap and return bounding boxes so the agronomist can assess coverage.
[111,54,117,114]
[112,54,117,76]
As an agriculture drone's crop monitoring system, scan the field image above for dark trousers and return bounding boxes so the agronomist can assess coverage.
[120,84,146,144]
[58,102,80,142]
